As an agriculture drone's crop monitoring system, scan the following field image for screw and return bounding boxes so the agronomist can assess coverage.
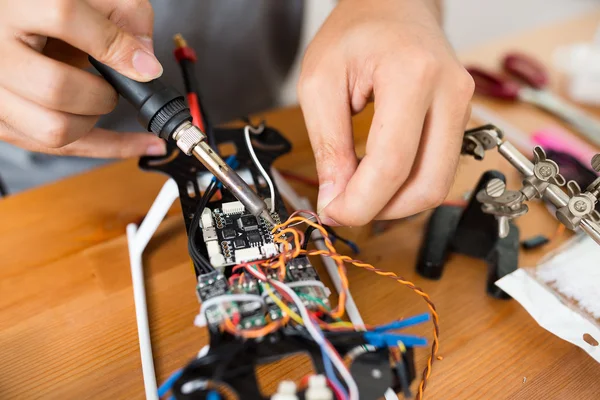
[486,179,506,197]
[371,369,382,379]
[574,200,587,212]
[538,165,552,178]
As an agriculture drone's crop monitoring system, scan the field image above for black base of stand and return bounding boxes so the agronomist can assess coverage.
[416,171,520,299]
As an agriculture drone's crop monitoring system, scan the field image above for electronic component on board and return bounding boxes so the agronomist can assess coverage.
[238,215,259,231]
[202,227,217,242]
[196,271,228,301]
[200,206,280,267]
[287,257,319,281]
[247,231,262,244]
[235,247,263,263]
[200,208,214,228]
[222,228,237,240]
[222,201,245,215]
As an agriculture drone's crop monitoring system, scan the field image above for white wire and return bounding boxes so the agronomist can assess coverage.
[244,125,275,213]
[270,279,359,400]
[286,280,329,291]
[240,264,358,399]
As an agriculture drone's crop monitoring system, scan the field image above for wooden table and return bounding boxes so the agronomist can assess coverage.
[2,12,600,400]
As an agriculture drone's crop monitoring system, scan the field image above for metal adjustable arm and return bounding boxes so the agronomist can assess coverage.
[462,125,600,245]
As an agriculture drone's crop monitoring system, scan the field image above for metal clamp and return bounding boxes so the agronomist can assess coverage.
[555,155,600,230]
[476,179,528,238]
[462,125,600,245]
[462,125,503,160]
[520,147,566,199]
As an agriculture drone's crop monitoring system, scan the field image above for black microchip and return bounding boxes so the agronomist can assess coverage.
[197,272,228,301]
[287,257,320,281]
[247,232,262,243]
[222,228,237,239]
[233,238,246,249]
[223,216,233,225]
[239,215,259,230]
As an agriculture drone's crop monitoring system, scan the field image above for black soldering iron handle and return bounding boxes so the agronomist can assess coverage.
[89,57,192,141]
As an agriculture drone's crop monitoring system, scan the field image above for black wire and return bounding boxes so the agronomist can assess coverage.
[301,226,317,250]
[324,226,359,254]
[188,180,219,274]
[0,174,7,198]
[302,225,360,254]
[395,356,412,399]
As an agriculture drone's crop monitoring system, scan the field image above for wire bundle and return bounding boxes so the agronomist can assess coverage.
[221,210,440,400]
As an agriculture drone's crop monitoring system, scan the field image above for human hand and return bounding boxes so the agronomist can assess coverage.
[0,0,166,158]
[298,0,474,226]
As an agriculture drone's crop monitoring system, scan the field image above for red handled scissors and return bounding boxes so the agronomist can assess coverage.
[467,52,600,148]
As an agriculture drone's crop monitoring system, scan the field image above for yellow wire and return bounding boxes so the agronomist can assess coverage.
[398,341,407,353]
[327,321,355,328]
[264,284,304,325]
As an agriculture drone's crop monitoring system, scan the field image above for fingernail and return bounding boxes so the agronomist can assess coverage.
[320,216,340,227]
[146,142,167,156]
[317,181,336,214]
[136,36,154,52]
[133,49,163,79]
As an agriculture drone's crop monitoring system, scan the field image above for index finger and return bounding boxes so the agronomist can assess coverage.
[7,0,161,82]
[320,60,434,226]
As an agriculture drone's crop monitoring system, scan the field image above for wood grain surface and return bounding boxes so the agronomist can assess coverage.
[1,12,600,400]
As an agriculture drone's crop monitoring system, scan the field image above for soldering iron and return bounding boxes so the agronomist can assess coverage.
[89,57,276,226]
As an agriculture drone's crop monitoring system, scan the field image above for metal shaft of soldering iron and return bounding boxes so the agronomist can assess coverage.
[89,57,275,225]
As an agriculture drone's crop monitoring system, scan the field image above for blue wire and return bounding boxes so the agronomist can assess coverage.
[312,317,349,400]
[206,391,222,400]
[372,312,430,333]
[320,345,348,399]
[211,155,238,188]
[158,369,183,398]
[345,240,360,254]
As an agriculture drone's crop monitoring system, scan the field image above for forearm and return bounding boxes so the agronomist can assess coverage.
[338,0,443,23]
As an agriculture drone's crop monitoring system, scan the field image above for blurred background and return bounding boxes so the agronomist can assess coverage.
[280,0,599,104]
[0,0,598,194]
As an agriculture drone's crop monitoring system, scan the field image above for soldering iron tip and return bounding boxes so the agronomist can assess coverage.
[261,210,276,227]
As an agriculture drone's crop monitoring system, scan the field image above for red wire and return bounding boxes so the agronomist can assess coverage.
[326,377,346,400]
[187,93,205,131]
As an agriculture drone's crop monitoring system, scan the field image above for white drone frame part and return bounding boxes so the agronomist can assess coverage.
[126,171,366,400]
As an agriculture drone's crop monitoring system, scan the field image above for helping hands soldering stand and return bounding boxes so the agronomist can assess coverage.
[416,170,519,299]
[417,124,600,298]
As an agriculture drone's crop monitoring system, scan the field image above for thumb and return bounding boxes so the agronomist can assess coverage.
[297,73,358,221]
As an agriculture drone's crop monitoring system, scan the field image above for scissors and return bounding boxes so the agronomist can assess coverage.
[466,52,600,148]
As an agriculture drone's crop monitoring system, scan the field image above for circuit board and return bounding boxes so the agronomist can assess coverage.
[195,202,330,329]
[200,200,281,269]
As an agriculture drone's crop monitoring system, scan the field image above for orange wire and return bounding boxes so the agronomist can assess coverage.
[300,248,439,400]
[219,212,439,399]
